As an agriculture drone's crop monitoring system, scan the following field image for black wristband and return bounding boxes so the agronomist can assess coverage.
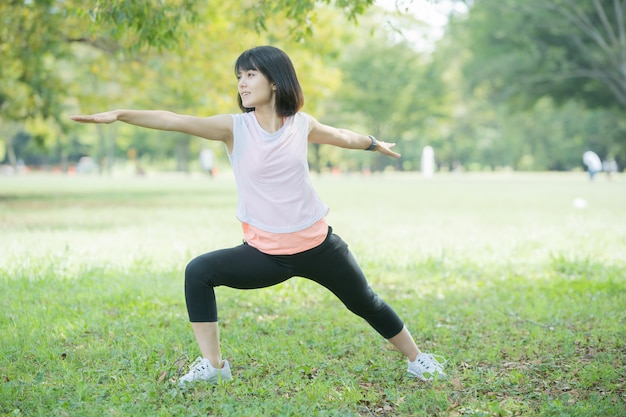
[366,135,377,151]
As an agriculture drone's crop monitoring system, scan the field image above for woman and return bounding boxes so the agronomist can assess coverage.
[71,46,446,386]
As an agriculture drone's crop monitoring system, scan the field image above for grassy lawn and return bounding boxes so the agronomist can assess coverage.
[1,172,625,416]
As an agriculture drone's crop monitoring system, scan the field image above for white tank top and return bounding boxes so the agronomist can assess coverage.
[228,111,329,233]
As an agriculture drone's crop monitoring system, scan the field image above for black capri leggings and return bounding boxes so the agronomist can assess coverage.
[184,227,405,339]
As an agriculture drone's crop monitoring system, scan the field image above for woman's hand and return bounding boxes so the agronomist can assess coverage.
[70,111,119,124]
[374,140,401,159]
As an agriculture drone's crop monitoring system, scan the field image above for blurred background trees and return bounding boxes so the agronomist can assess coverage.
[1,0,624,174]
[441,0,626,171]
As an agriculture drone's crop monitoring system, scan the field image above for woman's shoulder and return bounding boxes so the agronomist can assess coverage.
[294,111,316,124]
[232,112,256,128]
[292,112,312,130]
[232,112,252,120]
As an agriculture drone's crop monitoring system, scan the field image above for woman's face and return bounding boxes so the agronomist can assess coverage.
[237,69,275,110]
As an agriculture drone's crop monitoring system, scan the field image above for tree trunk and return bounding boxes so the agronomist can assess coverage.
[175,134,191,172]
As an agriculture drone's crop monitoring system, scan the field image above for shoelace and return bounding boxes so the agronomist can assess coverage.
[187,358,210,374]
[415,353,446,371]
[423,354,447,371]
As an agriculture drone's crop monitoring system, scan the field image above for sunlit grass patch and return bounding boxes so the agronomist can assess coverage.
[1,172,625,416]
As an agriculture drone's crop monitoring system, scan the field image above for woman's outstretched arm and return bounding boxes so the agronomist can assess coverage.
[306,114,400,158]
[71,110,233,144]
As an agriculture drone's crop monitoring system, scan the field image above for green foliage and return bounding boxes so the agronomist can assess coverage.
[0,0,374,169]
[318,10,447,172]
[250,0,375,38]
[4,0,626,173]
[70,0,199,52]
[451,0,626,110]
[435,0,626,168]
[0,0,372,123]
[0,0,68,122]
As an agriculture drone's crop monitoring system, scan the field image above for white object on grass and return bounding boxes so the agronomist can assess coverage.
[572,198,588,209]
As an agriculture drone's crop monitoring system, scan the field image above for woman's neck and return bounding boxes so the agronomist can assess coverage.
[253,109,285,133]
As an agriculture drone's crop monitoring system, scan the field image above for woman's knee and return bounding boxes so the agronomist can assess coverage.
[185,254,216,287]
[343,288,385,316]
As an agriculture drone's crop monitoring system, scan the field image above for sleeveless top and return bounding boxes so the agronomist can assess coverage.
[228,111,329,254]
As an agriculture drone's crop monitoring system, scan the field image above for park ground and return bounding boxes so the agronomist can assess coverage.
[1,171,625,416]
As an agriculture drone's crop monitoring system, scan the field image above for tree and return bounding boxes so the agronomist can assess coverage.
[76,3,351,173]
[1,0,376,125]
[0,0,377,169]
[318,8,447,172]
[543,0,626,110]
[452,0,626,110]
[444,0,626,165]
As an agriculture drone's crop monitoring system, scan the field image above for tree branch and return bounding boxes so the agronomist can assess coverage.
[615,0,626,45]
[593,0,619,46]
[550,0,612,54]
[65,37,121,55]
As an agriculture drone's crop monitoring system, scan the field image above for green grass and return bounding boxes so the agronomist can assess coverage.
[1,172,625,416]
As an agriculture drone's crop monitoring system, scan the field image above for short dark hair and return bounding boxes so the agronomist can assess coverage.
[235,46,304,117]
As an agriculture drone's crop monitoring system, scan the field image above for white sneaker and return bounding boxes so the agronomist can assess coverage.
[178,357,232,386]
[407,352,447,381]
